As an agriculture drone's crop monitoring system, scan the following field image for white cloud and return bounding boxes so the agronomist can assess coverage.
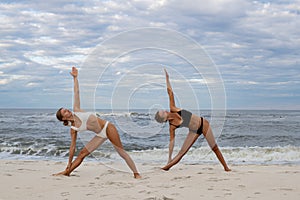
[26,82,39,87]
[0,0,299,109]
[167,0,249,16]
[0,79,10,85]
[0,74,31,85]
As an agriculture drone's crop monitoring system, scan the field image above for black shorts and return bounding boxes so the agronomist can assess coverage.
[190,117,204,135]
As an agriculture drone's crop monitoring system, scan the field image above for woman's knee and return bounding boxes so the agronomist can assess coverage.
[78,148,90,160]
[212,144,219,152]
[178,149,188,157]
[116,148,129,159]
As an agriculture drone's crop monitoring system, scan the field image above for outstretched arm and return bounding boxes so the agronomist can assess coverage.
[70,67,83,112]
[164,69,179,112]
[66,128,77,173]
[168,125,176,163]
[53,128,77,176]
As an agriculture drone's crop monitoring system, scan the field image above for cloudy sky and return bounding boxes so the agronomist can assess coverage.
[0,0,299,110]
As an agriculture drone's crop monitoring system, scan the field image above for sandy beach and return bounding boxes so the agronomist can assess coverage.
[0,160,299,200]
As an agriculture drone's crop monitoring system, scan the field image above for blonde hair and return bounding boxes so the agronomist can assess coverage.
[155,111,166,123]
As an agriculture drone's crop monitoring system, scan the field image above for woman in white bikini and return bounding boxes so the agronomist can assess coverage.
[155,69,231,171]
[53,67,141,179]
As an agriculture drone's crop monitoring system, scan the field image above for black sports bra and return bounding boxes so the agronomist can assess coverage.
[169,109,192,128]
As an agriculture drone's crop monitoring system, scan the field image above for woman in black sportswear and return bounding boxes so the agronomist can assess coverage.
[155,69,231,171]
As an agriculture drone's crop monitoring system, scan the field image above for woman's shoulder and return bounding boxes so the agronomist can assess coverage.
[170,106,181,113]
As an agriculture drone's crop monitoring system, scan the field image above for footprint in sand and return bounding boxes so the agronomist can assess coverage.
[144,197,157,200]
[97,170,116,178]
[162,196,174,200]
[107,170,116,174]
[203,167,214,171]
[279,188,293,191]
[17,168,37,171]
[144,196,174,200]
[139,190,152,195]
[61,192,70,197]
[254,192,261,195]
[171,176,191,181]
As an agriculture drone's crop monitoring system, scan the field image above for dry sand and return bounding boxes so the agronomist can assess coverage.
[0,160,299,200]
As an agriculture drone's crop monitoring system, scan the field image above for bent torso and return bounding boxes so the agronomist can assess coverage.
[74,113,106,133]
[87,115,107,133]
[169,110,201,131]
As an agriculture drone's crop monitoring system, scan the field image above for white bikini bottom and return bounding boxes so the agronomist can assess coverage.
[95,121,109,138]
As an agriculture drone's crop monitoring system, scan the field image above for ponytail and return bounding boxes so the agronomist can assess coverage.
[63,120,69,126]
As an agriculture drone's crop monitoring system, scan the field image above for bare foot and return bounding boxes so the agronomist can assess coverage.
[225,167,231,172]
[161,166,170,171]
[52,170,69,176]
[134,173,142,179]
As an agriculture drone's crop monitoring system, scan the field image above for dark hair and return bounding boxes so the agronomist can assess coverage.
[56,108,69,126]
[155,111,167,123]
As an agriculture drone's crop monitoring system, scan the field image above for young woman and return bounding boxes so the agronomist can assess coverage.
[53,67,141,179]
[155,69,231,171]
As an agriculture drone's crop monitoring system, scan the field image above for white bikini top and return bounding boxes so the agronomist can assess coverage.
[71,112,96,132]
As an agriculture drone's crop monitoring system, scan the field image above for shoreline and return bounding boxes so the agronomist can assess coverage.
[1,159,299,200]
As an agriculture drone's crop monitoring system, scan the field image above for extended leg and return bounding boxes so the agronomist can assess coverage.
[211,144,231,171]
[66,136,107,175]
[203,119,231,171]
[106,123,141,178]
[162,132,199,171]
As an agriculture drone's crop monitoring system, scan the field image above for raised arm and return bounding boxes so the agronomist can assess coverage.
[70,67,82,112]
[164,69,179,112]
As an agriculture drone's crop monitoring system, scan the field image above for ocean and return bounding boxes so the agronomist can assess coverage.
[0,109,299,165]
